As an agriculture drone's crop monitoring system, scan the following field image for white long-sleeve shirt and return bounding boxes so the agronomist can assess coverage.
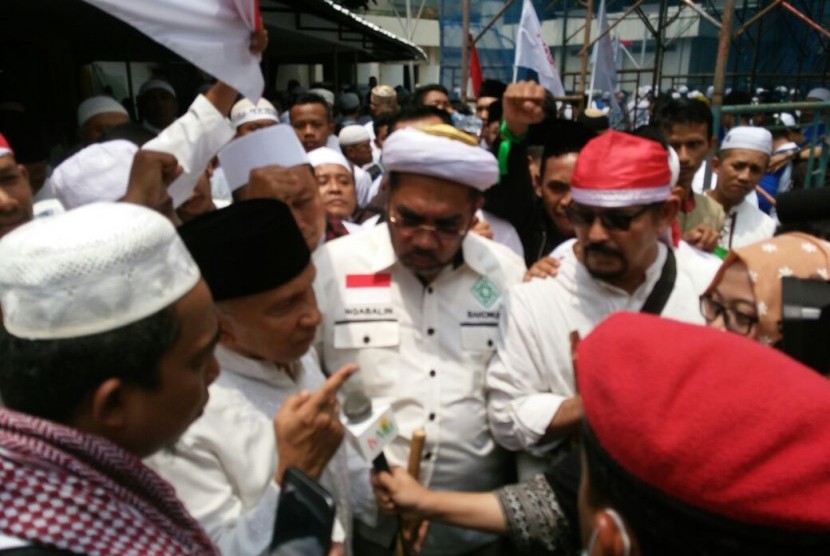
[145,347,373,556]
[313,223,525,555]
[487,243,707,478]
[718,195,778,250]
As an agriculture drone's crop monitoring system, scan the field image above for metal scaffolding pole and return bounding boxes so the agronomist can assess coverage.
[579,0,594,104]
[460,0,470,103]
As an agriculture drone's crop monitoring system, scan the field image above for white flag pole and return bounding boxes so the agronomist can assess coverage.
[587,0,605,109]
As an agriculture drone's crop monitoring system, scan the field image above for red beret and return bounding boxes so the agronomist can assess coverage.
[578,312,830,532]
[571,131,673,207]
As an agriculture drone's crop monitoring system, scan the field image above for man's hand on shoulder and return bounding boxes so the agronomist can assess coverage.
[523,256,561,282]
[683,223,720,252]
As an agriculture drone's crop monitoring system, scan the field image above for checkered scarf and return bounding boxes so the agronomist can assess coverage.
[0,408,217,555]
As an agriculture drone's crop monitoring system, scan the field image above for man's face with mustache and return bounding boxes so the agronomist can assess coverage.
[570,201,673,292]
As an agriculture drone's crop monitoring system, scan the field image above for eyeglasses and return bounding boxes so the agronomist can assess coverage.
[564,204,655,232]
[699,295,759,336]
[388,213,467,241]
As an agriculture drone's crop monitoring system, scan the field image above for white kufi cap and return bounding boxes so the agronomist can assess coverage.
[218,125,309,191]
[721,126,773,156]
[338,125,371,146]
[308,147,351,172]
[77,96,128,127]
[806,87,830,102]
[139,79,176,98]
[775,112,797,128]
[309,88,335,105]
[230,97,279,129]
[49,140,137,210]
[382,124,498,192]
[0,202,201,339]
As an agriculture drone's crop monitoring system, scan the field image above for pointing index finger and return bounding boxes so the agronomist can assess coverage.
[309,364,358,408]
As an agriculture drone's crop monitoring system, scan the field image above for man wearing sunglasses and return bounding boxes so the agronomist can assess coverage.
[313,124,525,555]
[487,131,706,480]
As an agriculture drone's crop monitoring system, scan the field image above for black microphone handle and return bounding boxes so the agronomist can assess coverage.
[372,451,391,473]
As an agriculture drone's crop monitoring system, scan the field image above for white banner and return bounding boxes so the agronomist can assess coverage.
[590,0,623,126]
[82,0,264,102]
[514,0,565,97]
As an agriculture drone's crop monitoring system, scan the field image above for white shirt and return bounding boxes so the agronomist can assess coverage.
[145,346,373,556]
[313,223,525,555]
[363,120,382,165]
[353,165,374,209]
[486,243,706,477]
[476,209,524,259]
[718,194,778,249]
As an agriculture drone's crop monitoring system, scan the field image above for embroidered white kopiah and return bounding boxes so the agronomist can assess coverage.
[80,0,264,102]
[0,202,200,340]
[230,97,279,129]
[49,140,137,210]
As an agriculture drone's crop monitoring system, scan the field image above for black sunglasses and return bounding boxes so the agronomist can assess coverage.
[564,203,656,232]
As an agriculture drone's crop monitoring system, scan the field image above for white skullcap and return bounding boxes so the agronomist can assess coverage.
[49,140,137,210]
[382,124,498,192]
[678,85,689,94]
[218,125,309,191]
[806,87,830,102]
[230,97,279,129]
[338,125,371,147]
[139,79,176,98]
[721,126,773,156]
[77,96,128,127]
[309,88,335,105]
[667,146,680,188]
[775,112,797,128]
[0,202,200,340]
[308,147,351,172]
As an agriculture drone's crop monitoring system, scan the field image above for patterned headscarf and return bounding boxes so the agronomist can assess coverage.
[707,232,830,345]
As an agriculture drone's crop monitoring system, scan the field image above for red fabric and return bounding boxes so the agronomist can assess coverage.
[577,313,830,532]
[572,131,672,192]
[0,408,217,555]
[325,213,349,242]
[346,273,391,288]
[469,34,483,98]
[0,133,13,156]
[670,220,680,247]
[253,0,262,31]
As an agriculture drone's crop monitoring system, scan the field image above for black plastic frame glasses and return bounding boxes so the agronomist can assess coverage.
[699,295,759,336]
[564,204,655,232]
[388,213,467,241]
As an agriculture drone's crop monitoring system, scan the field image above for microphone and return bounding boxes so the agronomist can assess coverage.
[342,391,399,472]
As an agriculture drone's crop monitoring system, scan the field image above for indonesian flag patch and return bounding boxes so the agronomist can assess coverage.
[345,273,392,305]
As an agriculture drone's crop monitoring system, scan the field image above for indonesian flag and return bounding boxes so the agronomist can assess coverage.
[81,0,265,102]
[514,0,565,97]
[345,274,392,305]
[469,33,483,98]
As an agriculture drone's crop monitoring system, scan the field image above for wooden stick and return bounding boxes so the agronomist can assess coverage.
[407,430,427,479]
[396,430,427,556]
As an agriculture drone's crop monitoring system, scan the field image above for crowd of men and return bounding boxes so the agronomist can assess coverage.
[0,27,829,556]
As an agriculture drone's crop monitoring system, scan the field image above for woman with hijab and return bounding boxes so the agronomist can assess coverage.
[700,231,830,372]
